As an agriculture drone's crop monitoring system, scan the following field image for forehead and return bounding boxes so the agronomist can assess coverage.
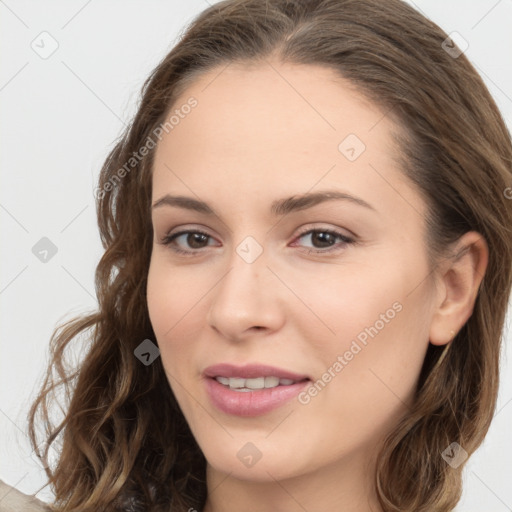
[151,61,425,222]
[157,61,391,158]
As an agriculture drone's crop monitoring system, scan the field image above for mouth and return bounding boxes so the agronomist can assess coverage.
[203,363,311,416]
[214,375,301,391]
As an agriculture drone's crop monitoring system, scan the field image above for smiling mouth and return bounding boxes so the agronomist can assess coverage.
[214,376,305,391]
[204,364,311,416]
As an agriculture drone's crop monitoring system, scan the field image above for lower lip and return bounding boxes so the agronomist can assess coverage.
[205,377,309,417]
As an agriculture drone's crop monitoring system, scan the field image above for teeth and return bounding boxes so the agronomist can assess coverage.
[215,376,297,390]
[265,376,280,387]
[229,377,246,389]
[245,377,265,389]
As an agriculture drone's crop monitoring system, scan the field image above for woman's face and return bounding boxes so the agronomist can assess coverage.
[147,62,438,482]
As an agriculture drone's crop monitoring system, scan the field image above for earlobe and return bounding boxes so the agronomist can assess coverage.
[428,232,488,346]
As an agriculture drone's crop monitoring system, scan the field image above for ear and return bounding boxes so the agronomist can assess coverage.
[429,231,489,346]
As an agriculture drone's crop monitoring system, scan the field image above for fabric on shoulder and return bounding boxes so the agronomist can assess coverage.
[0,480,50,512]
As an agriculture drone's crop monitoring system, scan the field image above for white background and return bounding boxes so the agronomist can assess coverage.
[1,1,511,510]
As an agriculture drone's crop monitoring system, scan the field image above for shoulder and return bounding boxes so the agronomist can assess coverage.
[0,480,50,512]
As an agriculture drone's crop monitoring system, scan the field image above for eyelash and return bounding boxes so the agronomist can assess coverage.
[160,227,356,256]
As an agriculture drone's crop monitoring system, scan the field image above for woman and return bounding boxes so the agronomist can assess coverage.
[22,0,512,511]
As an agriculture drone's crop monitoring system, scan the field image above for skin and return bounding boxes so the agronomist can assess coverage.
[146,60,488,512]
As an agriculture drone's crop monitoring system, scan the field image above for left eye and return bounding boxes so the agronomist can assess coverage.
[293,229,354,252]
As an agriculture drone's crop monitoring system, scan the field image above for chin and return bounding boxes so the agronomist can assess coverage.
[199,433,316,483]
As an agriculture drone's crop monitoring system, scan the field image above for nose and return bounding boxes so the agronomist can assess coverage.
[206,249,285,342]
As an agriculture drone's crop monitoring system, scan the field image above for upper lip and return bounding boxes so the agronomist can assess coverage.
[203,363,310,381]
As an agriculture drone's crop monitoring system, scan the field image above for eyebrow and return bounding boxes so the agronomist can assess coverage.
[151,190,377,216]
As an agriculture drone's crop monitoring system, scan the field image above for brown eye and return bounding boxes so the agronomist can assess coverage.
[161,229,220,255]
[293,229,355,253]
[186,232,209,248]
[310,231,338,248]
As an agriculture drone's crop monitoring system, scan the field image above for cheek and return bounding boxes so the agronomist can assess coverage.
[147,259,175,336]
[290,257,430,401]
[147,258,195,363]
[146,260,206,420]
[285,268,430,464]
[286,260,406,348]
[146,256,218,392]
[147,256,207,336]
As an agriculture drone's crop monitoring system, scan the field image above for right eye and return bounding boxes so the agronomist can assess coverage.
[161,230,221,255]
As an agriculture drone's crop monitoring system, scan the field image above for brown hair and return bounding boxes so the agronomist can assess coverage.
[29,0,512,511]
